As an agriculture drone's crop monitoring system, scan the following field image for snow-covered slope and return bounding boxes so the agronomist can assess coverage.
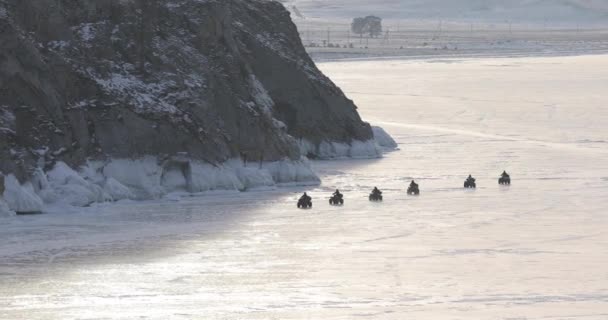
[283,0,608,25]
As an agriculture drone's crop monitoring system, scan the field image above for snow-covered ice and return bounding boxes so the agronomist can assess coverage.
[1,54,607,319]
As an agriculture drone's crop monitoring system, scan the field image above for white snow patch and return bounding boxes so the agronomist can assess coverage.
[0,108,15,132]
[249,75,275,114]
[3,175,44,214]
[77,23,96,42]
[86,67,180,115]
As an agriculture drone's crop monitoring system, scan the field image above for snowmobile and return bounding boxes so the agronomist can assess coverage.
[464,176,477,189]
[407,182,420,195]
[369,190,383,202]
[498,172,511,185]
[298,197,312,209]
[329,194,344,205]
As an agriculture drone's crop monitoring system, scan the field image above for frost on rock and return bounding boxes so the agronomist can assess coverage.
[265,158,320,185]
[102,157,165,200]
[0,198,14,217]
[299,139,382,160]
[189,162,244,192]
[46,162,110,207]
[249,75,275,115]
[296,127,396,160]
[3,175,44,214]
[103,178,134,201]
[236,166,275,190]
[1,155,321,214]
[0,107,15,134]
[372,126,398,150]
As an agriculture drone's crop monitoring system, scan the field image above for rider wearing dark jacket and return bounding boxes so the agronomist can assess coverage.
[501,171,510,178]
[300,192,311,202]
[410,180,419,188]
[333,189,343,199]
[372,187,382,195]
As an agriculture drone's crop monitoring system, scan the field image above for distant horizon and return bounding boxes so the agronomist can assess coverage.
[280,0,608,27]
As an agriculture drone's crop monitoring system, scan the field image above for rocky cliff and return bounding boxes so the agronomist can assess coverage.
[0,0,374,182]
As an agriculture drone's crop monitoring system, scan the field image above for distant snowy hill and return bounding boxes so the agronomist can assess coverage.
[281,0,608,25]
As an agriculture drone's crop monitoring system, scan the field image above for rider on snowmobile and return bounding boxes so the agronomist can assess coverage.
[333,189,343,199]
[300,192,311,202]
[372,187,382,196]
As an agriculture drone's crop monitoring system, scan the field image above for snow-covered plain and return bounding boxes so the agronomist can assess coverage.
[1,54,608,319]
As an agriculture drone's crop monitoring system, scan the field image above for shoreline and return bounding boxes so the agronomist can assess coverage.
[310,48,608,63]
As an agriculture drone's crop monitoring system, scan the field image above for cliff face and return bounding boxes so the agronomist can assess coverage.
[0,0,373,181]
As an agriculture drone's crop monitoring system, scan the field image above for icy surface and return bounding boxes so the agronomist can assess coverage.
[1,54,607,319]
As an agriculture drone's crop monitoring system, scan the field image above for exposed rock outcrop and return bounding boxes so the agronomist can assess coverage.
[0,0,373,184]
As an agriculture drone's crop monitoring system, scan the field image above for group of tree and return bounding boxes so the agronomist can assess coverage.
[351,15,383,38]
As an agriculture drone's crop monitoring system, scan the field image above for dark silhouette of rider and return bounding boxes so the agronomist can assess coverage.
[372,187,382,195]
[410,180,418,188]
[501,171,510,178]
[467,174,476,182]
[300,192,311,202]
[333,189,343,199]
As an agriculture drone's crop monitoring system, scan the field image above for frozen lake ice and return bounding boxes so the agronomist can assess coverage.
[1,54,608,319]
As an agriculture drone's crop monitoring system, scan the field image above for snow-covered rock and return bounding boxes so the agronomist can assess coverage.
[102,157,164,200]
[46,162,110,207]
[236,166,276,190]
[0,156,321,214]
[103,178,134,201]
[299,139,382,159]
[266,158,320,185]
[0,197,15,217]
[372,126,398,150]
[189,162,244,192]
[3,175,44,214]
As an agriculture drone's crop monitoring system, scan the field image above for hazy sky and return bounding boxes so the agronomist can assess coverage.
[282,0,608,25]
